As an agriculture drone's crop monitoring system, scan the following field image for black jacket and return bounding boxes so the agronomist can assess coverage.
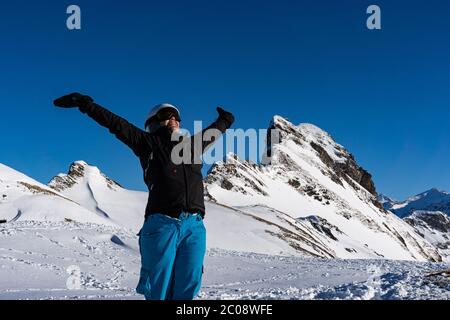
[79,102,234,219]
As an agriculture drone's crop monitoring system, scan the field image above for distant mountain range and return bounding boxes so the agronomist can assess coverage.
[378,189,450,259]
[379,188,450,218]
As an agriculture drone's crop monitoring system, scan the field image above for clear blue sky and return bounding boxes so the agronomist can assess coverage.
[1,0,449,200]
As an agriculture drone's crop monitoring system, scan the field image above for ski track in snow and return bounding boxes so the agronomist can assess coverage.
[1,222,450,300]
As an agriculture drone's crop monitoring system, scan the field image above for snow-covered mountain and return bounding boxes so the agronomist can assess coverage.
[205,116,441,262]
[380,189,450,260]
[0,116,445,262]
[0,161,346,257]
[383,188,450,218]
[378,194,397,209]
[47,161,147,231]
[404,211,450,259]
[0,163,114,226]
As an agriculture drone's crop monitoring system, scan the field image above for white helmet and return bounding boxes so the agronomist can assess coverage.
[145,103,181,132]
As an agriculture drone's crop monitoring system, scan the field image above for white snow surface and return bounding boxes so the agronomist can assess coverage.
[1,221,449,300]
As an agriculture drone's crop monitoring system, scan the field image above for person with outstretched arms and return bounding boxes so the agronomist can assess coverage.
[53,93,235,300]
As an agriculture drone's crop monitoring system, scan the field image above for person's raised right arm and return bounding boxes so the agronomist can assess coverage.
[53,92,151,157]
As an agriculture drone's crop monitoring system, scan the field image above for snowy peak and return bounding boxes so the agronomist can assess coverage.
[1,161,146,230]
[48,161,122,192]
[205,116,441,262]
[378,194,397,208]
[269,116,347,163]
[265,116,380,201]
[385,188,450,260]
[390,188,450,218]
[407,188,449,203]
[0,162,115,225]
[208,116,381,208]
[47,161,146,231]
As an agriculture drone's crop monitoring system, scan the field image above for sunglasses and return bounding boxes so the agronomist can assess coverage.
[156,108,181,122]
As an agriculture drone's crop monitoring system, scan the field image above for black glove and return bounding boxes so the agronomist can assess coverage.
[216,106,235,125]
[53,92,93,109]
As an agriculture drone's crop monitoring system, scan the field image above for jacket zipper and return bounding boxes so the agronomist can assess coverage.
[182,163,189,210]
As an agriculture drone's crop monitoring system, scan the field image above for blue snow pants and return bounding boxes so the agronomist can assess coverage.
[136,212,206,300]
